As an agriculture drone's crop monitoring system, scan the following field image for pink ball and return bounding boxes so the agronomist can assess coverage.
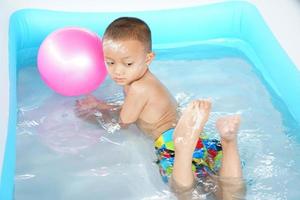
[37,27,107,96]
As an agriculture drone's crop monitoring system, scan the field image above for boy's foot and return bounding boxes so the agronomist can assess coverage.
[216,115,240,143]
[173,100,211,155]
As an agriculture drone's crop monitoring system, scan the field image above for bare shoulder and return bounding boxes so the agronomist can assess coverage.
[128,79,148,95]
[129,72,157,94]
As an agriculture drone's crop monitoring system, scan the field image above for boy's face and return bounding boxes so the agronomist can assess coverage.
[103,39,154,86]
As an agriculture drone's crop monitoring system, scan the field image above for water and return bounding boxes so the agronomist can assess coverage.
[15,45,300,200]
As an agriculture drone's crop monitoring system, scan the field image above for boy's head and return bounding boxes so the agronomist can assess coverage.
[103,17,155,85]
[103,17,152,52]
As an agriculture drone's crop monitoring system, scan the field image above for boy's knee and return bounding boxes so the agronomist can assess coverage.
[218,177,246,200]
[169,175,196,195]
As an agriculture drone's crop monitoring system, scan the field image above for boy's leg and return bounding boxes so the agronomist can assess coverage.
[217,115,242,178]
[215,115,245,199]
[171,100,211,191]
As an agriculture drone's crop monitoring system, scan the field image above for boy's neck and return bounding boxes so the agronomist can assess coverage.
[126,68,150,87]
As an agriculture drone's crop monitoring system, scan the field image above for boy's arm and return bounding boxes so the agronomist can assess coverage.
[119,84,147,126]
[76,95,122,112]
[96,102,121,111]
[75,95,121,123]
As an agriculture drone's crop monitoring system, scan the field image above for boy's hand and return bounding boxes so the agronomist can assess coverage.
[75,95,114,117]
[75,95,101,118]
[76,95,99,110]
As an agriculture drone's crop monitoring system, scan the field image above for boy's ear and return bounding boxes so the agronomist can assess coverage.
[146,52,155,66]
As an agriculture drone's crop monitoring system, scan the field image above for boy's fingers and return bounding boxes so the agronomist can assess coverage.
[76,100,83,106]
[75,110,90,117]
[74,106,87,113]
[75,103,84,110]
[76,107,96,115]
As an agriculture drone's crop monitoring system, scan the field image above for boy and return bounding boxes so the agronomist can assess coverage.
[76,17,245,199]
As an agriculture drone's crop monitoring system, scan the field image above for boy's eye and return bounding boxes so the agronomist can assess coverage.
[126,63,133,66]
[106,61,114,65]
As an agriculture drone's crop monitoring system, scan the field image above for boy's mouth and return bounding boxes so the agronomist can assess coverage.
[113,77,126,82]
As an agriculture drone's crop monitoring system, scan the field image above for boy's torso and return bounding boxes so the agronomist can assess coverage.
[124,71,178,140]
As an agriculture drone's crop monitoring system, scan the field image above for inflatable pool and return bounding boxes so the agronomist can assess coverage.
[1,0,300,199]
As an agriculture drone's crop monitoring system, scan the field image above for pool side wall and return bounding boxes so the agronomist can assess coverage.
[1,1,299,199]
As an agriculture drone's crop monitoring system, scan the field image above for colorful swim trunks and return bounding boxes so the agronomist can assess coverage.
[154,128,222,183]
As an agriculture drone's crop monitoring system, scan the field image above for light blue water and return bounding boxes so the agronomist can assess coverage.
[15,45,300,200]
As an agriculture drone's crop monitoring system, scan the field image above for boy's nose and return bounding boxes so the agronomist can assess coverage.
[114,65,124,75]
